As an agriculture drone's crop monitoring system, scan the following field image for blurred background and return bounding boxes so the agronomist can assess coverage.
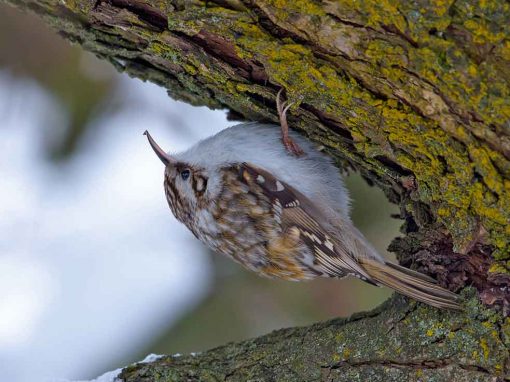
[0,5,401,382]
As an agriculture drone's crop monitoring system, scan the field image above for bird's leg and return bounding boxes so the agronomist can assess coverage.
[276,89,304,157]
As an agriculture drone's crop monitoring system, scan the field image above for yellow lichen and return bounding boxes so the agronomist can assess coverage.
[480,338,490,360]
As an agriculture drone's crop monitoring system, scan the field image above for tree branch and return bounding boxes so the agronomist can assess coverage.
[119,294,509,382]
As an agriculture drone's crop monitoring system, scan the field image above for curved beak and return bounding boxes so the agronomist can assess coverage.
[143,130,175,166]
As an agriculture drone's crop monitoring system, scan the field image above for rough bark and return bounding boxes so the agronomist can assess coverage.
[3,0,509,380]
[119,294,509,382]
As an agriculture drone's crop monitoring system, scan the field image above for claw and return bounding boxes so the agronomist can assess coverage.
[276,89,304,157]
[282,134,304,156]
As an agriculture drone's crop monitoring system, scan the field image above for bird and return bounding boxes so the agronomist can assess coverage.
[143,93,461,311]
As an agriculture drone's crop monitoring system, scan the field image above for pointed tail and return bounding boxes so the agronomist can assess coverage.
[361,258,462,311]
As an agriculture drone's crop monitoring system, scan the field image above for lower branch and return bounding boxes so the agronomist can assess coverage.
[119,292,509,382]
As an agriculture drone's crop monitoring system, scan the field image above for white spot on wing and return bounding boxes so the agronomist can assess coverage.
[275,181,284,191]
[257,175,265,183]
[302,230,322,244]
[324,236,334,251]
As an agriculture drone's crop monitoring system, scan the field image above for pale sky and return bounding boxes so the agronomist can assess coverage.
[0,72,234,382]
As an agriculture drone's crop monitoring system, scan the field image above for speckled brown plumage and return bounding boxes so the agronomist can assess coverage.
[165,163,317,280]
[144,123,462,311]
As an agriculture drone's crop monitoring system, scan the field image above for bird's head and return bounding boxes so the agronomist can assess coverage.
[144,131,209,227]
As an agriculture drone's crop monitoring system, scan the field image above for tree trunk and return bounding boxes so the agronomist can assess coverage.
[3,0,509,380]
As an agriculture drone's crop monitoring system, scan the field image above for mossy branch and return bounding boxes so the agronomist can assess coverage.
[3,0,510,379]
[119,294,509,382]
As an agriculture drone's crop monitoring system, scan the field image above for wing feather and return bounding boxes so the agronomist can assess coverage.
[238,163,463,310]
[240,163,374,282]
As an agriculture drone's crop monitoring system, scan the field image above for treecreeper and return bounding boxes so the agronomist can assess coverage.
[144,91,461,311]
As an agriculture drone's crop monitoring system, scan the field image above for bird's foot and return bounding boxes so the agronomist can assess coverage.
[282,134,304,157]
[276,89,304,157]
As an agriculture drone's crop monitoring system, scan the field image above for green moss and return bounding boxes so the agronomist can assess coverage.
[480,338,490,360]
[488,262,510,274]
[221,0,510,257]
[268,0,325,17]
[119,294,508,381]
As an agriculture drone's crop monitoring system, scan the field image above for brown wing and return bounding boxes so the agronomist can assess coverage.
[240,163,376,283]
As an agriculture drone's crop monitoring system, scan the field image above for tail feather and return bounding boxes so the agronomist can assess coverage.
[385,262,437,284]
[361,259,462,311]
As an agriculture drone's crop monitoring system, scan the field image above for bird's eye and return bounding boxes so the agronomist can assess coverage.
[180,169,190,181]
